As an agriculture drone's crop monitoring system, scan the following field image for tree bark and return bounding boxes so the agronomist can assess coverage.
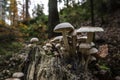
[25,0,30,20]
[90,0,94,26]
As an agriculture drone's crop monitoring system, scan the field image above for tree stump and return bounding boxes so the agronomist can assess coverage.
[22,45,94,80]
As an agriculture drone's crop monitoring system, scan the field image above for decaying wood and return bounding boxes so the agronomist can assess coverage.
[21,44,95,80]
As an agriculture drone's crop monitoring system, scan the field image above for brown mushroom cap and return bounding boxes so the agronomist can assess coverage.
[54,22,74,33]
[76,26,104,33]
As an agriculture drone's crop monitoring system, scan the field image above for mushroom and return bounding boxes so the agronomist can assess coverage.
[77,26,104,43]
[77,35,87,40]
[84,47,98,71]
[54,22,74,53]
[5,78,20,80]
[46,43,52,47]
[89,47,98,54]
[44,43,53,55]
[50,36,63,43]
[29,37,39,47]
[79,43,91,49]
[43,45,47,51]
[55,43,61,49]
[27,44,33,48]
[12,72,24,78]
[60,46,66,54]
[30,37,39,43]
[91,42,95,47]
[43,43,53,52]
[79,43,92,67]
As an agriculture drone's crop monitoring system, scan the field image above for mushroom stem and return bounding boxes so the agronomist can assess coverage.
[72,34,77,54]
[81,49,85,67]
[84,55,90,72]
[62,30,69,53]
[86,32,94,43]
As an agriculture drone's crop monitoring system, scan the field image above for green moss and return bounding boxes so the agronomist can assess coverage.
[99,64,110,70]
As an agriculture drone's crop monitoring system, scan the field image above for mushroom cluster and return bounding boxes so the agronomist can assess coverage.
[42,22,105,71]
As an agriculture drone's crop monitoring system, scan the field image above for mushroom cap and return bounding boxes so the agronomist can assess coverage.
[5,78,20,80]
[90,56,97,61]
[89,47,98,54]
[54,22,74,33]
[91,42,95,47]
[12,72,24,78]
[50,36,63,42]
[79,43,91,49]
[27,44,33,48]
[77,35,87,40]
[55,43,61,48]
[43,45,47,50]
[77,26,104,33]
[60,47,65,51]
[77,36,87,42]
[30,37,39,43]
[45,43,52,47]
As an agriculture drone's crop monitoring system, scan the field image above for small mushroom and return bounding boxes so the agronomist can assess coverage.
[60,46,66,54]
[12,72,24,78]
[77,35,87,40]
[43,43,53,53]
[50,36,63,43]
[30,37,39,43]
[77,26,104,43]
[79,43,91,50]
[55,43,61,49]
[79,43,92,67]
[45,43,52,51]
[27,44,33,48]
[5,78,20,80]
[46,43,52,47]
[91,42,95,47]
[43,45,47,51]
[43,43,53,55]
[54,22,74,53]
[115,76,120,80]
[84,47,98,71]
[89,47,98,54]
[29,37,39,47]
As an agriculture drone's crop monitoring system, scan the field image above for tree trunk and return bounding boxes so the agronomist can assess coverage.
[48,0,59,38]
[25,0,30,20]
[90,0,94,26]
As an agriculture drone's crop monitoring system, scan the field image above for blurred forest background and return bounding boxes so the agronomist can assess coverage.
[0,0,120,80]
